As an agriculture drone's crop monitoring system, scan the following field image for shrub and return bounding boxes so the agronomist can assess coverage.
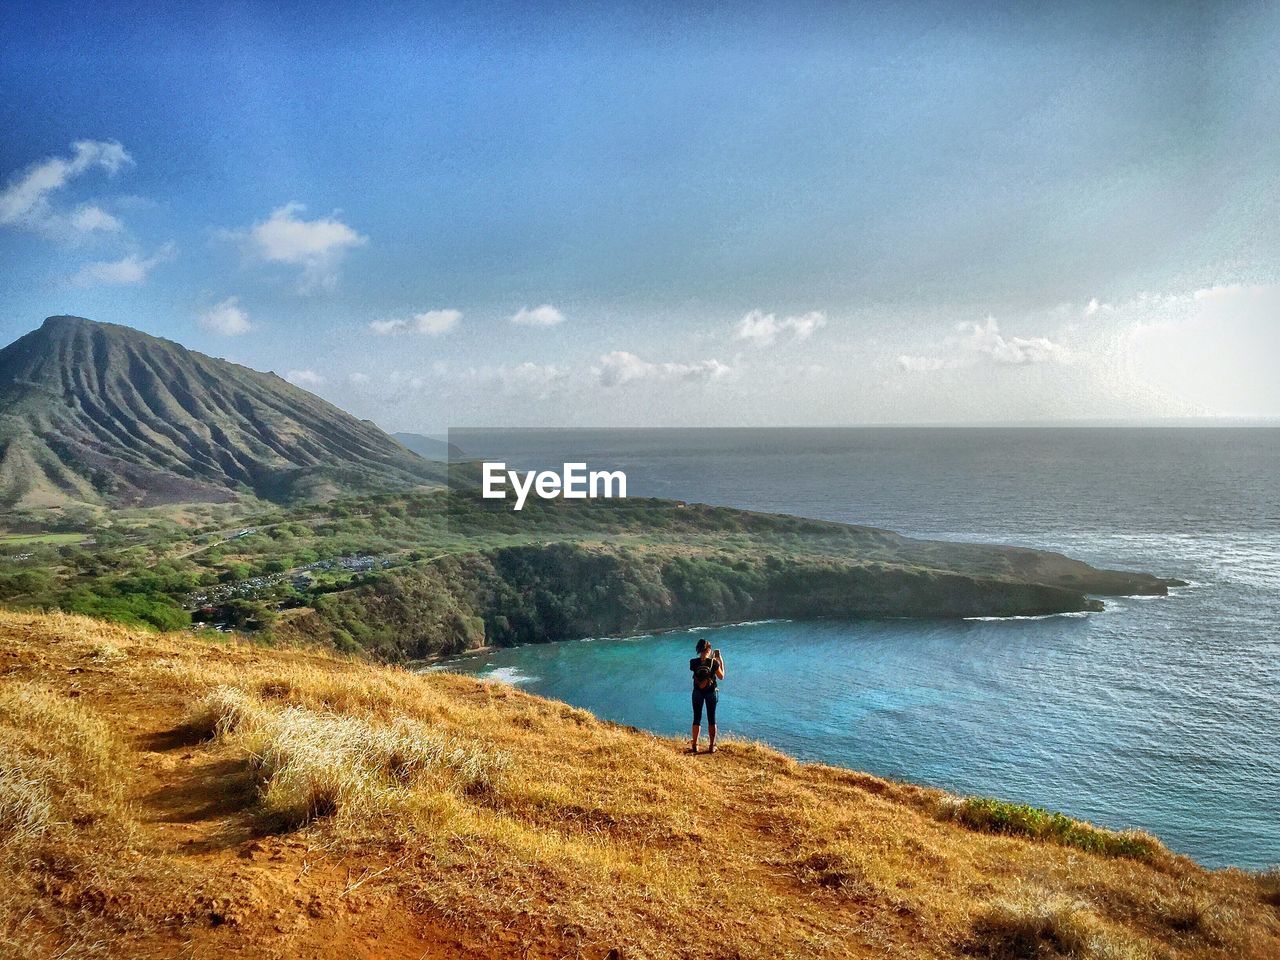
[963,895,1144,960]
[56,588,190,631]
[792,849,872,894]
[939,797,1160,861]
[186,691,510,828]
[185,687,263,740]
[965,897,1087,958]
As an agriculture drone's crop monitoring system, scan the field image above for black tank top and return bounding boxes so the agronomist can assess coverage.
[690,656,717,691]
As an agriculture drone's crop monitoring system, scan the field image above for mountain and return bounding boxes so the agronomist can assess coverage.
[391,431,464,461]
[0,316,443,509]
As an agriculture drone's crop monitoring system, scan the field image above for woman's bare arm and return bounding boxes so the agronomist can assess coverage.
[714,653,725,679]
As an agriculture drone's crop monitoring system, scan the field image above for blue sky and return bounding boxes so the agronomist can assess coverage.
[2,0,1277,428]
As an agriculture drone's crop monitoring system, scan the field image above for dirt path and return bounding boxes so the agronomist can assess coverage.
[70,672,517,960]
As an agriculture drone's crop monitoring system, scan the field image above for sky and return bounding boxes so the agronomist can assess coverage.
[1,0,1278,430]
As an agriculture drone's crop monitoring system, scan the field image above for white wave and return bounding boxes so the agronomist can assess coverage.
[680,618,789,633]
[483,666,538,685]
[963,611,1091,622]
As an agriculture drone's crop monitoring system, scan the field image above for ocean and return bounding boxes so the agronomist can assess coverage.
[436,428,1280,869]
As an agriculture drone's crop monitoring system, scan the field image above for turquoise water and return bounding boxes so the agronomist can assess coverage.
[438,429,1280,869]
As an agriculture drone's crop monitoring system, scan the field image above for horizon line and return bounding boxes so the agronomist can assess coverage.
[426,418,1280,433]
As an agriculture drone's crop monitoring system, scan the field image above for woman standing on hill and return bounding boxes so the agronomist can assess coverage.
[690,638,725,754]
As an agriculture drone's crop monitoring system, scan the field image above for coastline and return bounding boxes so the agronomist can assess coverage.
[418,587,1280,869]
[411,616,796,670]
[416,576,1184,669]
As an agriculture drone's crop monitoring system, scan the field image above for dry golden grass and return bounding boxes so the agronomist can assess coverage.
[962,893,1143,959]
[186,686,510,828]
[0,677,158,959]
[0,608,1276,960]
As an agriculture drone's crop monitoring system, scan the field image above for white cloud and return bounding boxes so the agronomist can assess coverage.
[421,311,459,335]
[347,372,370,385]
[897,317,1068,372]
[1190,283,1276,307]
[199,297,252,336]
[69,205,124,234]
[511,304,566,327]
[71,243,175,286]
[785,311,826,340]
[0,140,132,239]
[964,317,1067,364]
[285,369,324,387]
[734,309,827,346]
[594,351,731,388]
[736,311,777,344]
[450,352,729,398]
[244,203,367,292]
[369,308,462,336]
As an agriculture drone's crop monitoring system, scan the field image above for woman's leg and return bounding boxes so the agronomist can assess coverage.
[691,689,703,752]
[706,692,718,752]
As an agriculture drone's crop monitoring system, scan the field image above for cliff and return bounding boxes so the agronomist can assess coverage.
[293,542,1107,660]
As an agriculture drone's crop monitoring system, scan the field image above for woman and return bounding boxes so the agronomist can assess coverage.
[689,638,725,754]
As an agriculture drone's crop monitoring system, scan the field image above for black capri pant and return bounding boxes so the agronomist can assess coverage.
[692,687,718,725]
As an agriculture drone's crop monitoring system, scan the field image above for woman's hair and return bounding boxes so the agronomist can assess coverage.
[696,638,711,654]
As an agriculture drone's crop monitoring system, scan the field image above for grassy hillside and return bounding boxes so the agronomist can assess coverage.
[0,490,1180,658]
[301,541,1105,660]
[1,609,1275,959]
[0,316,443,510]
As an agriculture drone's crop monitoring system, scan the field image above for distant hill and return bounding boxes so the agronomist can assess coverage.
[391,432,463,462]
[0,316,443,509]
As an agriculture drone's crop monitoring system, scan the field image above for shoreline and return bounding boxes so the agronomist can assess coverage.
[413,590,1277,870]
[410,616,795,669]
[411,590,1146,670]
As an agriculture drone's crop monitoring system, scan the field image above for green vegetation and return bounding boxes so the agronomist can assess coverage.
[0,485,1175,657]
[53,587,191,632]
[0,532,86,545]
[306,541,1097,660]
[940,796,1161,860]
